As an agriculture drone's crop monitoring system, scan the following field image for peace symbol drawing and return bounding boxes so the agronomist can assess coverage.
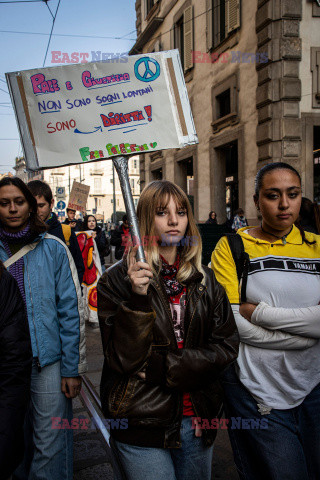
[134,57,161,83]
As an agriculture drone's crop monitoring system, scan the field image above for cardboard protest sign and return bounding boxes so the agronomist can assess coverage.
[6,50,198,170]
[68,181,90,213]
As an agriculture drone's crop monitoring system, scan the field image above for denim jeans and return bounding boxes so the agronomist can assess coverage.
[222,364,320,480]
[14,360,73,480]
[110,416,214,480]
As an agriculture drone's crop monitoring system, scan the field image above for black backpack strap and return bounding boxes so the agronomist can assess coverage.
[226,234,250,303]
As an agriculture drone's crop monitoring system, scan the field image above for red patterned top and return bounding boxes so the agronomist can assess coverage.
[160,255,195,416]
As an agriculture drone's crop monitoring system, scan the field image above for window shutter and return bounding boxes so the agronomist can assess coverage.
[316,51,320,96]
[226,0,240,35]
[311,47,320,108]
[183,6,194,72]
[206,0,213,50]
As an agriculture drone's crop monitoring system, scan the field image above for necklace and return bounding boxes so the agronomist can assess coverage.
[260,224,293,245]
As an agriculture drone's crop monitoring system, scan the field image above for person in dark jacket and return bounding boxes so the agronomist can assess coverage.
[0,261,32,480]
[296,196,320,234]
[63,208,83,232]
[110,214,130,260]
[97,180,239,480]
[205,211,218,224]
[28,180,85,284]
[82,215,110,272]
[0,176,86,480]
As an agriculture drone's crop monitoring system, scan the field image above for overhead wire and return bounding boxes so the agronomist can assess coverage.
[0,29,136,41]
[0,87,9,95]
[0,1,214,58]
[44,0,54,19]
[132,5,214,49]
[118,29,137,39]
[0,0,44,3]
[42,0,61,67]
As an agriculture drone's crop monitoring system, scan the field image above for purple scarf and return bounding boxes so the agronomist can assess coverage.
[0,223,33,305]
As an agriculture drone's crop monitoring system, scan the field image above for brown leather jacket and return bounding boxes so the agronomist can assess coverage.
[97,260,239,448]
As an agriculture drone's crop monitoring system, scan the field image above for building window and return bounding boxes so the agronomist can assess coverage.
[215,0,226,45]
[94,177,101,194]
[313,2,320,17]
[211,73,239,132]
[311,48,320,109]
[175,17,184,69]
[174,146,197,216]
[216,89,231,118]
[174,5,193,73]
[146,0,155,16]
[208,0,240,50]
[134,159,137,169]
[151,168,162,180]
[131,179,135,189]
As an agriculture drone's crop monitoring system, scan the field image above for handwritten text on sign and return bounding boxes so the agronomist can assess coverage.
[68,181,90,213]
[15,51,197,169]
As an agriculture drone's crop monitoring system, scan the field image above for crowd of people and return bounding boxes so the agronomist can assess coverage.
[1,162,320,480]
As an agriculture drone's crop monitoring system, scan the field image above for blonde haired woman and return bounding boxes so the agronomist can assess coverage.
[97,180,239,480]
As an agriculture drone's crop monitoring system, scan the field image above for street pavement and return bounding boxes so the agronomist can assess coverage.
[73,322,239,480]
[73,325,113,480]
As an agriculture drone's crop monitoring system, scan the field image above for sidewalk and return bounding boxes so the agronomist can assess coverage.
[73,325,112,480]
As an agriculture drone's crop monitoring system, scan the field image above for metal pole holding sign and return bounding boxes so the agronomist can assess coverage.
[112,156,146,263]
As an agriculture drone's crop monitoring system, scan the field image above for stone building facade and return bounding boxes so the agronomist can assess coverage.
[14,157,42,184]
[130,0,320,224]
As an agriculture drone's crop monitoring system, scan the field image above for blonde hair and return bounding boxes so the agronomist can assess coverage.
[136,180,204,284]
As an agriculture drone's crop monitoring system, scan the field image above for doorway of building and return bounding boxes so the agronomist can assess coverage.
[313,126,320,202]
[175,157,194,213]
[151,167,163,180]
[224,142,238,220]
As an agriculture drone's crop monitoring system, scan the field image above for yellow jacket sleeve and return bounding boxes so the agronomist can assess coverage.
[211,236,240,304]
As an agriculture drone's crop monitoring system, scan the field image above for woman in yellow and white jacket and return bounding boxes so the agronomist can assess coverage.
[211,162,320,480]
